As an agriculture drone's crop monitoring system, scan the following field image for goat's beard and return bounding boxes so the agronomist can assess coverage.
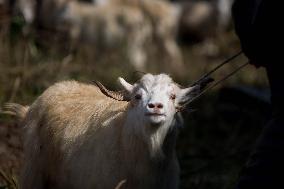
[146,118,174,159]
[124,111,174,159]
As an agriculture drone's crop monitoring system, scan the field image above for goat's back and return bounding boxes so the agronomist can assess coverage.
[20,81,129,189]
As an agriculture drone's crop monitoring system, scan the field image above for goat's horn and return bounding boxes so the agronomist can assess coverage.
[94,81,130,101]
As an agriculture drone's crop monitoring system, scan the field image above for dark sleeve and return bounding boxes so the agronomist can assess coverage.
[232,0,281,67]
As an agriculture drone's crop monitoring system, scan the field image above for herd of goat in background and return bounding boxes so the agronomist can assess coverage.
[1,0,234,72]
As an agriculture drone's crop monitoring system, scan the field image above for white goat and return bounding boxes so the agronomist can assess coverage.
[4,73,199,189]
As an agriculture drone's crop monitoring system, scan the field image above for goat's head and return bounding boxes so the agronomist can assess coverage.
[96,73,200,157]
[118,74,199,126]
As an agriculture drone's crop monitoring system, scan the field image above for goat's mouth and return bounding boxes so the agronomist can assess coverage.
[145,112,166,126]
[145,112,166,117]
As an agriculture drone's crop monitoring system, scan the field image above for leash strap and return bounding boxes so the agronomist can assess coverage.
[182,51,249,109]
[191,50,243,87]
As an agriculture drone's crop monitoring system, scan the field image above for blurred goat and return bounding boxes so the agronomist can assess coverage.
[176,0,234,50]
[17,0,183,73]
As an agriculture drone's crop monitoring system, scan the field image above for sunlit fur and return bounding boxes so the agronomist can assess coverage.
[14,74,197,189]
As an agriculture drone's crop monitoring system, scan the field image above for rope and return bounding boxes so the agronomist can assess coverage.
[191,50,243,87]
[181,61,249,109]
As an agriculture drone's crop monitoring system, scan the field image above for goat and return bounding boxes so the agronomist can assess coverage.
[176,0,234,56]
[4,73,200,189]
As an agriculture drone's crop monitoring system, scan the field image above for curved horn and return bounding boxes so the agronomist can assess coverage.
[94,81,130,101]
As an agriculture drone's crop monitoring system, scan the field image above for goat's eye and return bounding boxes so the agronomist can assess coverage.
[134,94,142,100]
[170,94,176,100]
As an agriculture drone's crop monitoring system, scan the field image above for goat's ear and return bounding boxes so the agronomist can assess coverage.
[118,77,134,93]
[176,85,200,104]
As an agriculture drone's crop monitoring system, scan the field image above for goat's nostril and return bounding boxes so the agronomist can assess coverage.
[148,103,155,108]
[148,103,163,109]
[157,103,163,109]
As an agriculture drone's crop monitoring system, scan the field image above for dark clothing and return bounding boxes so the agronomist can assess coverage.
[236,117,284,188]
[232,0,284,188]
[266,67,284,115]
[233,0,284,110]
[233,0,284,114]
[232,0,282,67]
